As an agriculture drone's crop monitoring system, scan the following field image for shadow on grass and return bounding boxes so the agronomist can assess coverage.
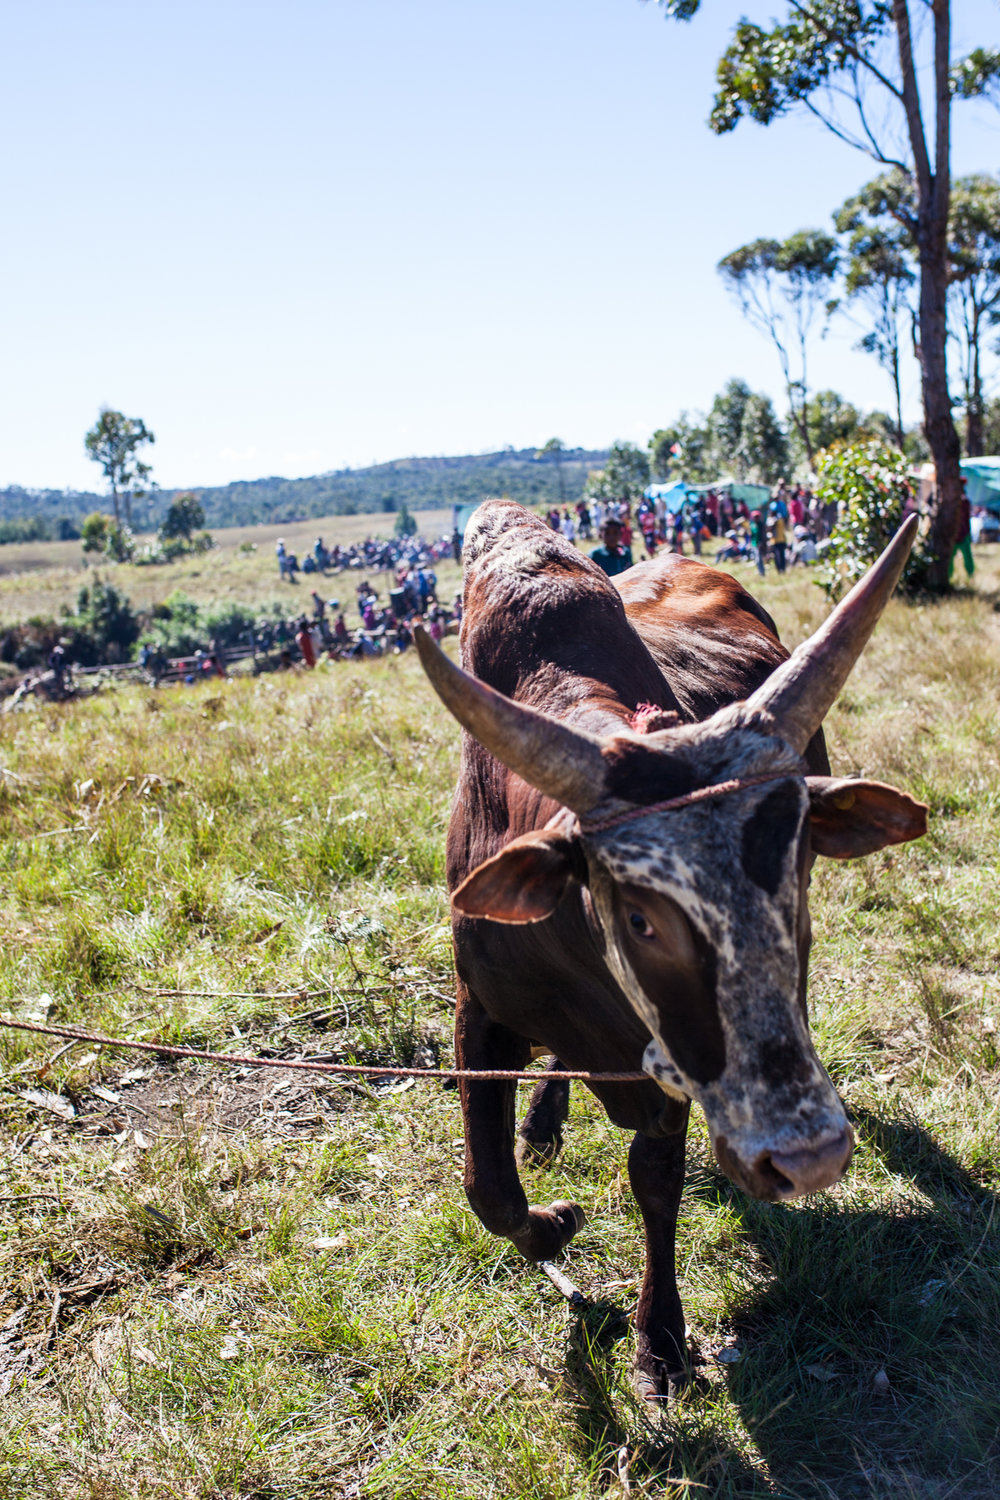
[561,1107,1000,1499]
[559,1297,767,1497]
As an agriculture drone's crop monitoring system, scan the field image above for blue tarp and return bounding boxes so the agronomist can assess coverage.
[452,502,482,537]
[961,458,1000,511]
[642,481,688,514]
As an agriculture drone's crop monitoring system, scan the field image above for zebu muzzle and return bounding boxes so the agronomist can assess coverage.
[585,769,853,1202]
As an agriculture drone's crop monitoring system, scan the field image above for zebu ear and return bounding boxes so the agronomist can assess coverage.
[452,829,585,923]
[806,777,927,859]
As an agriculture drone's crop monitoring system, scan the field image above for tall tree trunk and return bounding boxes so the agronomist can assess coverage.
[894,0,962,589]
[966,311,984,455]
[918,195,962,583]
[111,483,120,526]
[891,338,905,450]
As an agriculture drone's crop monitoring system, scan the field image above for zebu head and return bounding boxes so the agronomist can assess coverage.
[416,520,926,1202]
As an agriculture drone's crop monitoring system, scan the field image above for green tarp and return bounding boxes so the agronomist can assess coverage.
[688,480,772,509]
[961,458,1000,511]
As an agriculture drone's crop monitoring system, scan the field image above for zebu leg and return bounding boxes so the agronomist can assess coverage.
[628,1110,690,1398]
[515,1057,570,1168]
[456,986,585,1261]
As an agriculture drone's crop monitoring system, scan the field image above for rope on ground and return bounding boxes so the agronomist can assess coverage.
[130,984,335,1001]
[0,1016,648,1084]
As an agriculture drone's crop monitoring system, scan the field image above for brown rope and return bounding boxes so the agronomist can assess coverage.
[0,1017,648,1084]
[579,770,793,834]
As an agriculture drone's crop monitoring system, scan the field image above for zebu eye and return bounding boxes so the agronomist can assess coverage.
[629,910,656,940]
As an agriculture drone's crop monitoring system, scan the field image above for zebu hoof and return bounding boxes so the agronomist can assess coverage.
[515,1129,563,1169]
[633,1358,686,1406]
[515,1199,586,1260]
[549,1199,586,1237]
[633,1326,690,1406]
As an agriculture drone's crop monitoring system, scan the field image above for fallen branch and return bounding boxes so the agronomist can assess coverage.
[539,1260,586,1305]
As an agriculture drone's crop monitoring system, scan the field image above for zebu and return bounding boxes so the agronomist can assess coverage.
[415,501,925,1398]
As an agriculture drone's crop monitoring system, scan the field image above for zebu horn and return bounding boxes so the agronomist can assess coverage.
[414,626,608,812]
[746,514,918,754]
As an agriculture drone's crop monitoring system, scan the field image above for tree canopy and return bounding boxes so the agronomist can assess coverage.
[84,410,155,528]
[160,492,206,543]
[650,0,1000,587]
[718,231,838,467]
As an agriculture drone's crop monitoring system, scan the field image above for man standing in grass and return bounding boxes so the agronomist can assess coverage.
[589,518,633,578]
[950,483,975,581]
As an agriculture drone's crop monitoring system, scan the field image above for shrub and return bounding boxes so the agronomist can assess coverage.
[201,601,258,649]
[814,439,933,600]
[0,517,52,545]
[104,522,136,563]
[159,493,206,543]
[80,513,136,563]
[81,512,110,555]
[394,504,417,538]
[140,591,203,656]
[74,579,141,663]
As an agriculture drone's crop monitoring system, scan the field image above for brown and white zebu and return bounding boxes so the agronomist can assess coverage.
[414,500,926,1398]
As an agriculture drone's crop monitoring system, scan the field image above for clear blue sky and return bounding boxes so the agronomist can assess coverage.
[1,0,997,491]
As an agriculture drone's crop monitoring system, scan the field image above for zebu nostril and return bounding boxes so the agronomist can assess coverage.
[765,1126,854,1198]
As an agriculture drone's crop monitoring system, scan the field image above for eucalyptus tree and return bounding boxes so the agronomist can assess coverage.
[948,174,1000,455]
[84,409,155,528]
[706,378,789,483]
[585,441,651,509]
[649,417,711,481]
[835,172,916,448]
[718,230,839,469]
[650,0,1000,588]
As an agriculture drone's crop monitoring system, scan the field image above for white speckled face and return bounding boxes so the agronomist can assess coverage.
[583,726,850,1200]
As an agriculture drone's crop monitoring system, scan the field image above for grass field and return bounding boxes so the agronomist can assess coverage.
[0,510,457,629]
[0,538,998,1499]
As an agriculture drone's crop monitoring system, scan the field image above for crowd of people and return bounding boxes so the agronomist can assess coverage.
[46,483,990,696]
[274,529,460,584]
[547,481,837,579]
[188,555,464,678]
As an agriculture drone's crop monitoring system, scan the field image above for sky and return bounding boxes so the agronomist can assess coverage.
[1,0,997,492]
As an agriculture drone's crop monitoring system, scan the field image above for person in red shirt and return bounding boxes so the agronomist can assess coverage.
[295,616,316,668]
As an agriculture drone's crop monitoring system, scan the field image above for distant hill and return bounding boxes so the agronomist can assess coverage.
[0,446,610,533]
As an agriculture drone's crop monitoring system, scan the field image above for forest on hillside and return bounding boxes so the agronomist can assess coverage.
[0,446,608,535]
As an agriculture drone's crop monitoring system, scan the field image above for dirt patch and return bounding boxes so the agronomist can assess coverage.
[78,1055,361,1144]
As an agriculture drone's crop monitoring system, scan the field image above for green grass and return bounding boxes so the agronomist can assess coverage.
[0,547,998,1498]
[0,507,459,628]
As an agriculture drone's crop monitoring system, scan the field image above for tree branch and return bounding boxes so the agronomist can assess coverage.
[851,66,910,173]
[785,0,905,101]
[933,0,950,188]
[891,0,932,192]
[800,95,883,161]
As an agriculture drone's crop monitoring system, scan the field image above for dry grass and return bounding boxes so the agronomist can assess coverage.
[0,509,455,626]
[0,544,998,1498]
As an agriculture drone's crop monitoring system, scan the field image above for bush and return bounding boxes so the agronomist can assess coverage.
[202,601,257,649]
[72,579,141,664]
[140,591,203,656]
[814,440,933,600]
[0,517,52,545]
[81,513,110,555]
[81,513,135,563]
[104,522,136,563]
[394,504,417,538]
